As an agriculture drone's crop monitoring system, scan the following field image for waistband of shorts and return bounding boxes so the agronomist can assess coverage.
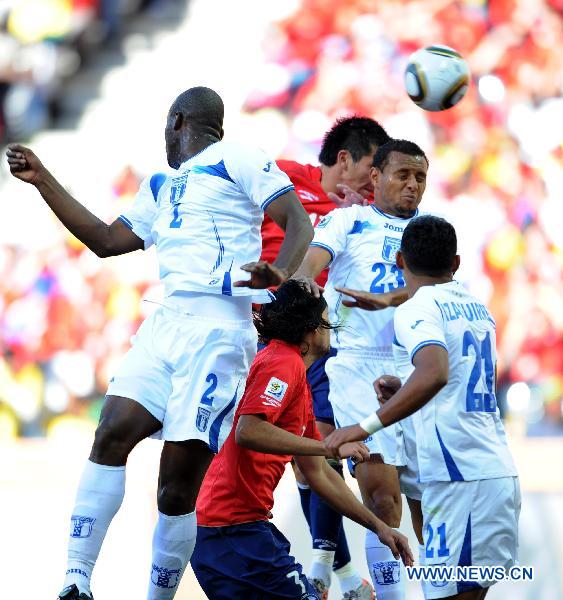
[336,347,394,360]
[163,291,253,322]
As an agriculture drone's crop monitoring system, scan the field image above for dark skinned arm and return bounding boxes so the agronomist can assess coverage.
[323,345,449,455]
[6,144,144,257]
[234,190,313,288]
[295,455,413,565]
[335,286,409,310]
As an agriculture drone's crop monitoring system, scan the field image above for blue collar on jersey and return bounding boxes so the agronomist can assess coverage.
[371,205,419,220]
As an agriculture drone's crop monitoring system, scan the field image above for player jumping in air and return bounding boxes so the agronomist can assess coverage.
[6,86,314,600]
[262,116,391,600]
[191,279,413,600]
[294,139,429,600]
[325,215,520,600]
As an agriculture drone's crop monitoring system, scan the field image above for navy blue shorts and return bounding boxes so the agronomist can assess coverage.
[306,347,337,425]
[191,521,318,599]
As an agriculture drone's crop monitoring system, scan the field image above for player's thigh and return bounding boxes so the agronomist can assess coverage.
[406,496,424,545]
[355,455,402,524]
[162,319,256,447]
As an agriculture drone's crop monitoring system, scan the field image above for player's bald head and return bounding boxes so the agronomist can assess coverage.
[170,87,224,135]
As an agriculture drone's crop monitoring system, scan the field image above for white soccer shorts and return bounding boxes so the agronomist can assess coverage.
[106,305,257,449]
[325,349,405,467]
[421,476,521,599]
[398,415,424,501]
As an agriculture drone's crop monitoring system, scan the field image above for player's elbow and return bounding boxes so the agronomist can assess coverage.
[235,418,256,449]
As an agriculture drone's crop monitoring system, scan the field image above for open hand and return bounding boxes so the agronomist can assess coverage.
[6,144,46,185]
[323,424,369,458]
[234,262,288,289]
[328,184,369,208]
[335,287,393,311]
[374,375,402,404]
[374,522,414,566]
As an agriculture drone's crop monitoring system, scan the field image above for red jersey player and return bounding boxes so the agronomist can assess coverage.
[191,280,412,600]
[260,117,392,599]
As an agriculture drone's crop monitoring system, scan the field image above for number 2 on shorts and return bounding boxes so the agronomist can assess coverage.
[200,373,218,406]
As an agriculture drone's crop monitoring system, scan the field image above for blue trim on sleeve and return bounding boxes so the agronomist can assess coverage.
[221,271,232,296]
[309,242,335,264]
[393,335,405,348]
[410,340,447,364]
[435,426,464,481]
[208,382,240,453]
[118,215,133,230]
[149,173,167,202]
[261,184,295,211]
[191,159,235,184]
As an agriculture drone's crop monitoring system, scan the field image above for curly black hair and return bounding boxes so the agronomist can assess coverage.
[254,279,334,345]
[401,215,457,276]
[319,116,390,166]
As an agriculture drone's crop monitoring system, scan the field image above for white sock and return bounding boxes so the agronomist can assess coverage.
[147,511,197,599]
[334,561,364,594]
[365,529,405,599]
[63,460,126,594]
[309,548,335,588]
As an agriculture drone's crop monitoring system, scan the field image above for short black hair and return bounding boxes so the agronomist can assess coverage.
[254,279,333,345]
[319,116,390,166]
[373,139,428,171]
[171,86,224,135]
[400,215,457,276]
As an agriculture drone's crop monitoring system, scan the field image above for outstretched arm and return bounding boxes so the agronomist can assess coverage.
[324,345,449,454]
[295,455,413,565]
[6,144,144,257]
[235,414,369,462]
[335,286,409,310]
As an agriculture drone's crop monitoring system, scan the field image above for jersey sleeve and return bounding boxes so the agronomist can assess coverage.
[223,144,295,211]
[237,359,301,425]
[304,408,322,441]
[394,294,447,365]
[309,207,354,264]
[118,175,159,249]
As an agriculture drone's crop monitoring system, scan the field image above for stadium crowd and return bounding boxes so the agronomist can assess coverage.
[0,0,562,439]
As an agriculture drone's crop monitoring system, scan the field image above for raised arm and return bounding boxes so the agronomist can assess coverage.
[6,144,144,257]
[295,455,413,565]
[335,286,409,310]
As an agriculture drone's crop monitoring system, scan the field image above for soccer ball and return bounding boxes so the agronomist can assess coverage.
[404,45,470,111]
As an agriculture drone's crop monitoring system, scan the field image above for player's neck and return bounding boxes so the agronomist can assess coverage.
[407,274,453,297]
[182,135,220,164]
[318,164,339,195]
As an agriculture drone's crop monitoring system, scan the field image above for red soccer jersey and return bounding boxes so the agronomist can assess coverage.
[197,340,321,527]
[260,160,337,287]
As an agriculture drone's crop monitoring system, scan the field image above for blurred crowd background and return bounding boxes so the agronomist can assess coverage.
[0,0,562,441]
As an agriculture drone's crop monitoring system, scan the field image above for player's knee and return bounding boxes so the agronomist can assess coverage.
[90,422,135,465]
[157,481,197,515]
[368,492,401,527]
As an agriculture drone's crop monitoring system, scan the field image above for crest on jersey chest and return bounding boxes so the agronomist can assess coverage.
[381,236,401,262]
[170,173,189,204]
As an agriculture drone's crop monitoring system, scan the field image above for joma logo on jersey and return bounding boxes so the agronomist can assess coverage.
[297,190,319,202]
[384,222,404,232]
[170,173,189,204]
[263,377,288,401]
[382,236,401,262]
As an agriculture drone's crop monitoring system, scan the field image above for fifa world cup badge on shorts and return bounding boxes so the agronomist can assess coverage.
[371,560,401,585]
[382,236,402,262]
[196,407,211,432]
[262,377,288,407]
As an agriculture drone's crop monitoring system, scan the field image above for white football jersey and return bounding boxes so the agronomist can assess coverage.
[119,140,294,302]
[393,280,518,483]
[311,204,420,351]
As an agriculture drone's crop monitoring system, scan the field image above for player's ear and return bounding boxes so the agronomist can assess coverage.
[336,149,351,172]
[370,165,379,186]
[396,250,405,270]
[452,254,461,275]
[173,112,183,131]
